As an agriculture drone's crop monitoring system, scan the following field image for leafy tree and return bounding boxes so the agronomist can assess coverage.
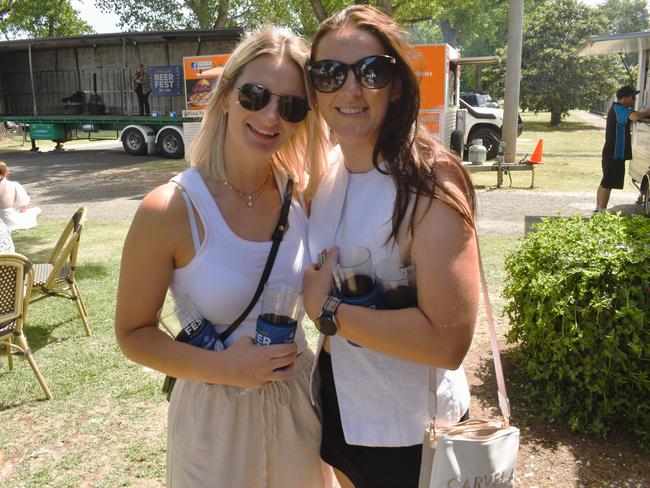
[95,0,227,30]
[0,0,93,38]
[597,0,649,35]
[484,0,625,125]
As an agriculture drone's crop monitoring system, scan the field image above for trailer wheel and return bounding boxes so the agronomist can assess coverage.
[157,129,185,159]
[643,177,650,217]
[468,127,500,160]
[122,127,147,156]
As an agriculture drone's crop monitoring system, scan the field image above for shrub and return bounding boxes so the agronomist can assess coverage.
[503,213,650,446]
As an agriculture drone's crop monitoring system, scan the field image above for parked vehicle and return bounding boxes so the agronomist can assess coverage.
[579,31,650,215]
[0,29,241,158]
[460,98,524,160]
[460,92,499,108]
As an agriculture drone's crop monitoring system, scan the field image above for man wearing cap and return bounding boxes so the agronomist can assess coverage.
[596,85,650,212]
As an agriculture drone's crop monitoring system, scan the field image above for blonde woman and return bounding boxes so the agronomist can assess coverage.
[115,27,330,487]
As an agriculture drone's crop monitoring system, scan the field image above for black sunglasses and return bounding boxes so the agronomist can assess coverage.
[237,83,309,123]
[308,55,397,93]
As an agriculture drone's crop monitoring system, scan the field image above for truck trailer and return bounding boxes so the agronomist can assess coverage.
[0,29,241,158]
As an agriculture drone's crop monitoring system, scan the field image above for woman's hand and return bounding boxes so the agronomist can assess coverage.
[302,247,339,319]
[221,336,298,388]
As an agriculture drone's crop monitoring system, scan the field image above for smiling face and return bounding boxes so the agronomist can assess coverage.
[312,28,399,152]
[222,54,306,160]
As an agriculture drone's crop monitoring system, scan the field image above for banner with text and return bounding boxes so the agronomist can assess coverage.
[149,66,182,96]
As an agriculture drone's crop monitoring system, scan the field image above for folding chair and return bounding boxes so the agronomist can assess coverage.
[0,253,53,399]
[29,207,90,336]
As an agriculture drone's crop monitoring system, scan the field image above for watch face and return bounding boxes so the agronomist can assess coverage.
[315,315,338,336]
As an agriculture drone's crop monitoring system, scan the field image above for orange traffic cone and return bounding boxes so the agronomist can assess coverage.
[526,139,544,164]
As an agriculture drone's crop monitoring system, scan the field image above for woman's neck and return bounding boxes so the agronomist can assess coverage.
[338,141,376,174]
[222,146,272,193]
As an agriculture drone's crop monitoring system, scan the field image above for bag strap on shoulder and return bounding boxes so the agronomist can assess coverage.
[218,177,294,342]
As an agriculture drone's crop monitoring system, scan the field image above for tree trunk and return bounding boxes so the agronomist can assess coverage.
[377,0,392,15]
[550,112,562,126]
[309,0,328,23]
[439,19,458,48]
[550,100,562,126]
[213,0,229,28]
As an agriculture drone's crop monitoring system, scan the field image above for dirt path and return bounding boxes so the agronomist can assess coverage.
[1,138,648,487]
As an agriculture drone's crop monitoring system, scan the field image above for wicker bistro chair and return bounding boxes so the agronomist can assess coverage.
[0,253,53,399]
[29,207,90,336]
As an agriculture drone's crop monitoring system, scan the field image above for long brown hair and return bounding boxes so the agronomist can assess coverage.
[311,5,476,238]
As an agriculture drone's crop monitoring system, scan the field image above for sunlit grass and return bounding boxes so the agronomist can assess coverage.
[469,111,636,193]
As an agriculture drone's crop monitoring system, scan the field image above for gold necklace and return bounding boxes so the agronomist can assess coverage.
[223,169,272,208]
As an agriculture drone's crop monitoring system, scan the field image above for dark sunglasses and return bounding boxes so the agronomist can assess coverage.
[307,55,397,93]
[237,83,309,123]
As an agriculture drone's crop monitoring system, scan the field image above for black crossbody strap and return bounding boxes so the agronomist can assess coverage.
[218,177,294,342]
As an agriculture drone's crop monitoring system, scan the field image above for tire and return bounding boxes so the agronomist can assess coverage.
[450,129,464,158]
[122,127,147,156]
[643,177,650,217]
[157,128,185,159]
[468,127,501,160]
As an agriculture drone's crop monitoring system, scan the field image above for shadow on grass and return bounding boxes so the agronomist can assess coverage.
[0,387,51,411]
[473,347,650,484]
[23,317,86,353]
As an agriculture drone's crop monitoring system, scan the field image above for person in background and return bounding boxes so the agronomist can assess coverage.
[303,6,478,488]
[596,85,650,212]
[0,161,42,231]
[133,64,152,116]
[115,27,331,488]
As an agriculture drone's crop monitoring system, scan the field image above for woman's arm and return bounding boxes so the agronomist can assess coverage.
[303,171,478,369]
[115,183,298,388]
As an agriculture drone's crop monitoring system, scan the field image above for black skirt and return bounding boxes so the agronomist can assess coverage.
[319,350,424,488]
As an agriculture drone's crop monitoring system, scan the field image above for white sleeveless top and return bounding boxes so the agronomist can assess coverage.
[169,167,309,352]
[308,152,470,447]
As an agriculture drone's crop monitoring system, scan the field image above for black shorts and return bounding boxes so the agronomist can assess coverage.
[601,157,626,189]
[318,351,470,488]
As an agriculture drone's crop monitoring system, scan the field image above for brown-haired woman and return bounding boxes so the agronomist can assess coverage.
[302,6,479,487]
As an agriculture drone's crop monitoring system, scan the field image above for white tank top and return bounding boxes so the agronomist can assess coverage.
[169,167,308,352]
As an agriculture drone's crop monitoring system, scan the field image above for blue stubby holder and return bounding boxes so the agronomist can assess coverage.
[255,315,298,346]
[178,318,224,352]
[338,285,383,347]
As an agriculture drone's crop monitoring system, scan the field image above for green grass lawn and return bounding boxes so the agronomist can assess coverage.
[0,214,517,486]
[469,111,637,193]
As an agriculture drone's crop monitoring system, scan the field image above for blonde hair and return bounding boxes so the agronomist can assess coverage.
[189,27,329,200]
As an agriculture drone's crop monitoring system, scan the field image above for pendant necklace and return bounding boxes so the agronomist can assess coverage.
[223,168,272,208]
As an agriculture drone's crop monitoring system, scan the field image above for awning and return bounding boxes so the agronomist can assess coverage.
[577,31,650,56]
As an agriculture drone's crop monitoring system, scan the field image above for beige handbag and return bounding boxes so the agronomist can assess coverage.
[418,237,520,487]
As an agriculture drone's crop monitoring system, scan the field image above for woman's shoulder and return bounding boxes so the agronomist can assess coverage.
[136,182,187,226]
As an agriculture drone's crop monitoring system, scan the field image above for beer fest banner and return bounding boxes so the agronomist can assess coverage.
[149,66,183,96]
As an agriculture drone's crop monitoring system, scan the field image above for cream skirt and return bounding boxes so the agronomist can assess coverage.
[166,349,332,488]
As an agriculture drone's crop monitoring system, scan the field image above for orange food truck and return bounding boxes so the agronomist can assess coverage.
[180,45,508,160]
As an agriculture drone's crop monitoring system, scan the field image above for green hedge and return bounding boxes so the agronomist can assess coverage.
[503,213,650,446]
